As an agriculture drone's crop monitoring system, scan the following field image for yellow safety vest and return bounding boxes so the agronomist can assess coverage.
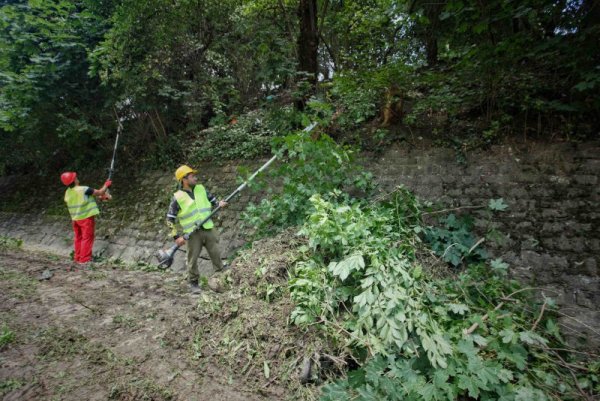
[64,186,99,221]
[174,185,214,233]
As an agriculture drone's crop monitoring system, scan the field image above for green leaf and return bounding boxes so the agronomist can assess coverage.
[500,329,517,344]
[418,383,437,401]
[329,254,365,281]
[471,334,488,347]
[519,330,548,346]
[497,368,514,383]
[457,374,480,399]
[515,386,548,401]
[490,258,509,274]
[488,198,508,211]
[448,303,470,315]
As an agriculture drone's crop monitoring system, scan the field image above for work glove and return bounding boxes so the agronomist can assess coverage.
[104,179,112,188]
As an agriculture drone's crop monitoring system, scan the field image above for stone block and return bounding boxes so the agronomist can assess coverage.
[118,246,140,263]
[466,186,493,197]
[571,258,598,276]
[515,172,540,183]
[573,175,598,185]
[548,175,571,185]
[577,146,600,158]
[508,187,529,198]
[105,243,126,260]
[516,221,533,231]
[541,222,564,234]
[445,188,463,197]
[541,209,567,219]
[579,159,600,174]
[529,186,555,198]
[440,174,457,184]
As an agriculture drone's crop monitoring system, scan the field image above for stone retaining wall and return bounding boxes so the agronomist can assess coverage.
[368,140,599,347]
[1,140,598,347]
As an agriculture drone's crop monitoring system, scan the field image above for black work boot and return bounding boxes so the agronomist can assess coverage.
[189,282,202,295]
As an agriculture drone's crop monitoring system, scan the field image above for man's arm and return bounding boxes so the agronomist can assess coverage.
[205,190,218,207]
[166,197,184,244]
[206,189,228,208]
[89,180,112,197]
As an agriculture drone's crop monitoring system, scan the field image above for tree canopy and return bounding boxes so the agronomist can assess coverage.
[1,0,598,173]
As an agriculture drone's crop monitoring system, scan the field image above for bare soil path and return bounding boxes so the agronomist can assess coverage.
[0,249,288,401]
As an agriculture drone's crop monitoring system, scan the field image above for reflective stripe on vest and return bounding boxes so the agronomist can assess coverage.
[174,185,214,233]
[64,186,99,221]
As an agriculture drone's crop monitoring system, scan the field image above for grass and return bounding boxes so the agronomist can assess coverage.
[108,378,174,401]
[112,314,137,329]
[0,268,37,299]
[0,378,25,396]
[0,324,15,349]
[0,236,22,250]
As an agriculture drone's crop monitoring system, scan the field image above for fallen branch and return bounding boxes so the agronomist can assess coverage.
[423,205,484,216]
[464,287,549,335]
[67,293,100,314]
[531,299,547,332]
[464,301,505,335]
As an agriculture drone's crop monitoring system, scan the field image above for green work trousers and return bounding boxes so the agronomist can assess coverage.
[186,228,224,284]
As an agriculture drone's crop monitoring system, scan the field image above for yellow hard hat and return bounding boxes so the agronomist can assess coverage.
[175,165,197,181]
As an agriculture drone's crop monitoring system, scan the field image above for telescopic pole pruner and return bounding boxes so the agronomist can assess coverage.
[155,121,318,268]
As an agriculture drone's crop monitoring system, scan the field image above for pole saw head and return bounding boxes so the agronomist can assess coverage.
[156,244,178,269]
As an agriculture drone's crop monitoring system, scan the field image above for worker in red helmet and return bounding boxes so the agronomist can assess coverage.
[61,172,112,268]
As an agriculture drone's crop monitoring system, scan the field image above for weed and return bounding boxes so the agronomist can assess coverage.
[112,314,137,329]
[0,324,15,349]
[191,331,204,359]
[0,378,25,395]
[0,236,22,250]
[88,271,109,280]
[0,268,37,299]
[37,327,88,360]
[108,378,173,401]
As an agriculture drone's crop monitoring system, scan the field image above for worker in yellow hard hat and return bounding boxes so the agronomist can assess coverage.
[166,165,229,294]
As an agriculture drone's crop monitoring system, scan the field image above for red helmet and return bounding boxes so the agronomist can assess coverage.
[60,171,77,186]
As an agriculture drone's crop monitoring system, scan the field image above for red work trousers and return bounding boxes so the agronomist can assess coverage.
[72,216,95,263]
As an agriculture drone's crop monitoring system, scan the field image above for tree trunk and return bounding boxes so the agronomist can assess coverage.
[296,0,318,110]
[423,2,444,67]
[581,0,600,29]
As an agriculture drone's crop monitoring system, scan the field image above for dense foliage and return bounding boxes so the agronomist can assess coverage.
[234,124,599,400]
[242,122,373,235]
[1,0,598,174]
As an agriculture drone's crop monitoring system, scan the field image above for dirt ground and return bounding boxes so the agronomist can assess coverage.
[0,243,318,401]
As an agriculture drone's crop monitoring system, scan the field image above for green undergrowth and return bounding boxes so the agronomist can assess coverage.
[0,236,22,250]
[0,267,37,299]
[0,324,15,349]
[284,191,598,400]
[237,127,598,399]
[242,125,373,236]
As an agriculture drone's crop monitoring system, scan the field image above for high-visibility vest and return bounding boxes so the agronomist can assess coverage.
[64,186,99,221]
[174,185,214,233]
